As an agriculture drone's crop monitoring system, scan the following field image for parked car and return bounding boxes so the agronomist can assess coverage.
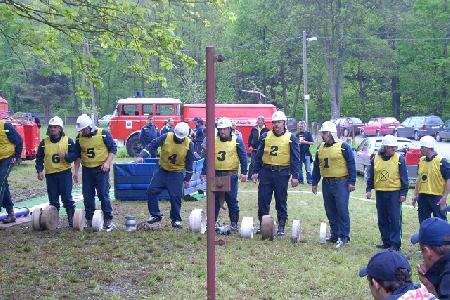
[436,120,450,142]
[394,116,443,140]
[360,117,400,137]
[354,136,416,180]
[98,114,113,126]
[333,117,364,137]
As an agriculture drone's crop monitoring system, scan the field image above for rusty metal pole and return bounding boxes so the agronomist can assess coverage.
[206,46,216,300]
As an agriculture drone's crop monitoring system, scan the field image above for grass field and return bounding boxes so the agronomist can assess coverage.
[0,125,425,299]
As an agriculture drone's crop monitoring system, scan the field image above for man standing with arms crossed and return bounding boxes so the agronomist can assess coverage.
[139,115,159,158]
[413,135,449,223]
[73,114,117,231]
[312,121,356,248]
[252,111,300,236]
[247,116,269,179]
[295,120,314,185]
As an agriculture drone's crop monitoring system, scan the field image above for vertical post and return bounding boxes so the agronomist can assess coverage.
[302,30,309,126]
[205,47,216,300]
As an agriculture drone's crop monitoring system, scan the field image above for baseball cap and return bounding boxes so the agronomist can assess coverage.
[359,250,411,281]
[411,217,450,246]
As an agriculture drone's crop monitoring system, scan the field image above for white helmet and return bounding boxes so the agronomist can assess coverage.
[174,122,190,139]
[76,114,92,131]
[420,135,436,149]
[319,121,337,133]
[382,135,397,147]
[48,116,63,129]
[217,117,232,129]
[272,111,287,122]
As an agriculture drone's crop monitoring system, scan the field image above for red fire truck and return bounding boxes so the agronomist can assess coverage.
[0,96,40,160]
[108,97,278,156]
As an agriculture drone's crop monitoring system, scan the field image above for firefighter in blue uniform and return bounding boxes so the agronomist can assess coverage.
[0,120,23,224]
[35,116,77,227]
[201,117,248,231]
[136,122,194,229]
[366,135,408,251]
[312,121,356,248]
[252,111,300,236]
[139,115,159,157]
[247,116,269,179]
[193,117,205,157]
[73,114,117,230]
[413,135,450,223]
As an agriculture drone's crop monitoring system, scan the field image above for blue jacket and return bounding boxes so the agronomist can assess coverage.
[295,130,314,157]
[4,122,23,160]
[425,253,450,300]
[312,141,356,186]
[248,126,269,150]
[252,130,300,179]
[140,124,159,146]
[366,153,409,196]
[195,124,206,143]
[35,134,77,173]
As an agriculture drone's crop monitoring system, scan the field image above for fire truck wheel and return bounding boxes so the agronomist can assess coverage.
[126,134,144,157]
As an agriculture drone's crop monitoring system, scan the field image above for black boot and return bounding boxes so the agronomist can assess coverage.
[2,207,16,224]
[277,219,286,236]
[66,207,75,228]
[230,212,239,232]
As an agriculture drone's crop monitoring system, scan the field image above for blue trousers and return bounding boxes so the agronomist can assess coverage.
[418,193,447,223]
[257,167,290,225]
[46,169,75,210]
[299,154,312,184]
[376,190,402,248]
[247,150,257,178]
[322,179,351,239]
[147,167,184,222]
[214,172,239,222]
[0,157,13,212]
[82,166,113,220]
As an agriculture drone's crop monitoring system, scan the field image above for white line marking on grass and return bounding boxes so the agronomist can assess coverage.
[240,190,415,209]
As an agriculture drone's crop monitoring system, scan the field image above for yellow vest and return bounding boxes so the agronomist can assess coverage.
[262,131,291,166]
[418,155,446,196]
[374,153,401,191]
[159,132,190,171]
[43,136,71,174]
[0,121,15,160]
[215,135,239,171]
[79,129,109,168]
[318,142,349,177]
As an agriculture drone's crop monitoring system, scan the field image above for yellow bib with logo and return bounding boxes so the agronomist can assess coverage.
[318,142,349,177]
[44,136,71,174]
[374,153,401,191]
[0,121,15,160]
[215,136,239,171]
[79,129,109,168]
[418,155,445,196]
[262,131,291,166]
[159,132,190,171]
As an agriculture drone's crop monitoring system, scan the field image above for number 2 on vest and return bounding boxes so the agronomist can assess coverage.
[270,146,278,156]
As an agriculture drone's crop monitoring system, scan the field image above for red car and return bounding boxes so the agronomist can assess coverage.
[360,117,400,137]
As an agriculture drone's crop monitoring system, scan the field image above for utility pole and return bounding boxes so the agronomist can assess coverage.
[83,40,97,124]
[302,30,309,125]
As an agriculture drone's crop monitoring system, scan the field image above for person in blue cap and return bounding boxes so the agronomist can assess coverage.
[193,117,205,157]
[139,115,159,157]
[359,250,436,300]
[411,217,450,299]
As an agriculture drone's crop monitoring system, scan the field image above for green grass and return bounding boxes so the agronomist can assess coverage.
[2,127,423,299]
[1,171,424,299]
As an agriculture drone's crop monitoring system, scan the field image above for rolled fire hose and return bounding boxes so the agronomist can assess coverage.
[319,222,327,243]
[92,210,104,231]
[261,215,274,241]
[291,219,301,243]
[189,208,206,234]
[41,205,59,231]
[72,208,85,231]
[32,207,43,231]
[240,217,254,238]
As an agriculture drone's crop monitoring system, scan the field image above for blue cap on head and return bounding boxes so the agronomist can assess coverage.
[411,217,450,246]
[359,250,411,281]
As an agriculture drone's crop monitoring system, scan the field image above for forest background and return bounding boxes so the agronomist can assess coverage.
[0,0,448,123]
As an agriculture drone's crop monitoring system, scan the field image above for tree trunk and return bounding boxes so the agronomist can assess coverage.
[390,41,401,119]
